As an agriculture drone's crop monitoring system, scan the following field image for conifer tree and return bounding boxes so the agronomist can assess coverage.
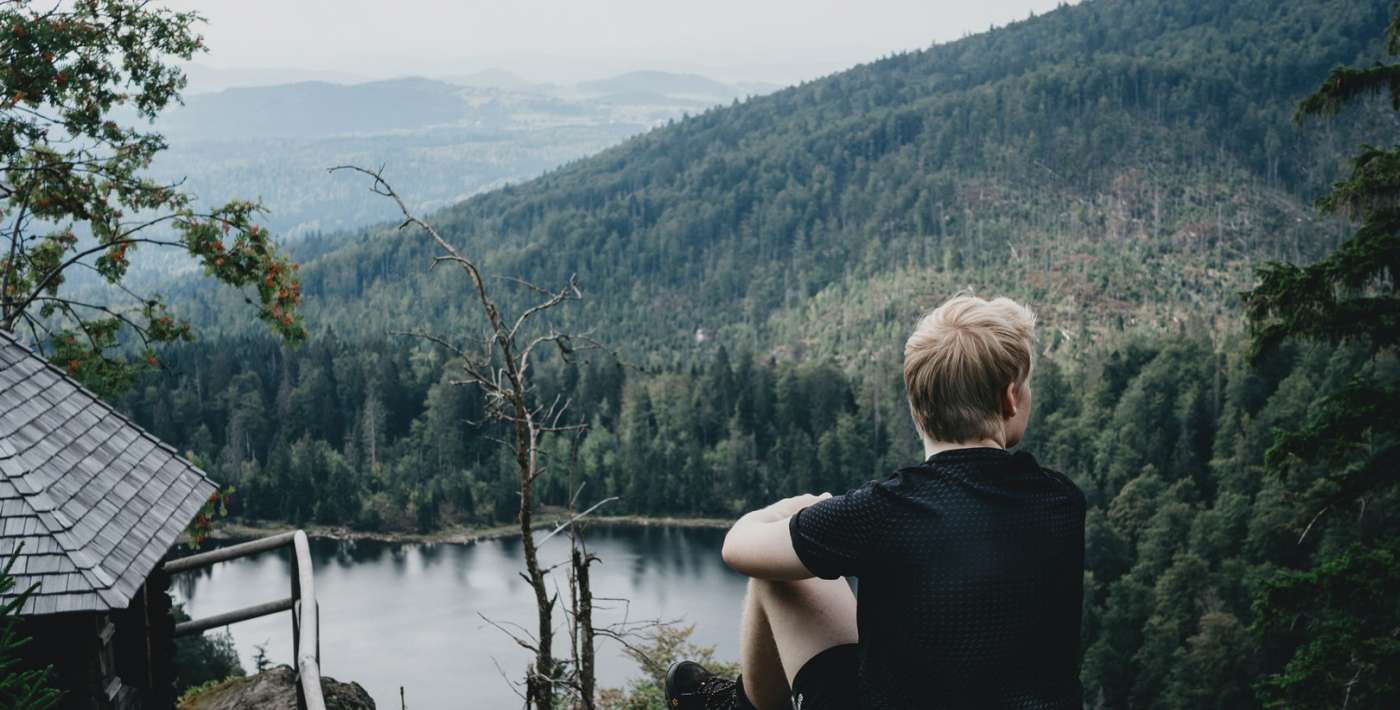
[1242,4,1400,706]
[0,549,61,710]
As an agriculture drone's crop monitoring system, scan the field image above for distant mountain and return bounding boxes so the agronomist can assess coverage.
[158,78,470,140]
[180,0,1389,366]
[162,70,776,144]
[587,90,712,108]
[134,69,788,245]
[179,62,370,94]
[576,70,761,99]
[115,71,779,256]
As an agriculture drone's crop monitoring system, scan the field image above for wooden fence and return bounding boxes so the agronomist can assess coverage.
[163,531,325,710]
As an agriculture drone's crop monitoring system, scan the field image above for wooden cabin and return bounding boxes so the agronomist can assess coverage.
[0,329,217,710]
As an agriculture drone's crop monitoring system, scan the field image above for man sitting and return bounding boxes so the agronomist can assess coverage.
[667,295,1086,709]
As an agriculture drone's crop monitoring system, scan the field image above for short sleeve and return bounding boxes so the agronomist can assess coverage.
[789,482,888,580]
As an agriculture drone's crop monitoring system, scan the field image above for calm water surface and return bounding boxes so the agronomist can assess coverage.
[172,526,747,709]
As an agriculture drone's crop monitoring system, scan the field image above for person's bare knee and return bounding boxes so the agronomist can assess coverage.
[740,581,791,710]
[751,577,858,686]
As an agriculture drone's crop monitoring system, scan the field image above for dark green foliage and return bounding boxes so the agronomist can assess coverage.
[1253,543,1400,708]
[171,605,245,694]
[117,337,900,527]
[120,330,1376,709]
[1241,3,1400,706]
[0,549,62,710]
[1295,6,1400,116]
[1245,0,1400,361]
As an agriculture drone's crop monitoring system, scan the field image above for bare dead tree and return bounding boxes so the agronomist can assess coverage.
[570,539,597,708]
[535,438,621,709]
[564,434,599,709]
[331,165,605,709]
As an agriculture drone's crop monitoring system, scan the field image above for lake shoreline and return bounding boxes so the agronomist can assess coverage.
[210,514,733,545]
[182,522,747,707]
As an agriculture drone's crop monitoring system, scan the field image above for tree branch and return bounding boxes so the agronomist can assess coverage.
[13,236,185,317]
[537,497,620,546]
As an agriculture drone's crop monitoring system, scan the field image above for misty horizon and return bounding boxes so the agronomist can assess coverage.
[159,0,1078,91]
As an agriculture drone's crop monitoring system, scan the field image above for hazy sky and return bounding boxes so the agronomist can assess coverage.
[156,0,1076,86]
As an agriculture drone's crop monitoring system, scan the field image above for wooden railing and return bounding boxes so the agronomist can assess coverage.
[163,530,325,710]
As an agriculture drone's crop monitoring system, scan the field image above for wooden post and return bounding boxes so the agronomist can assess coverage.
[162,531,325,710]
[292,531,323,710]
[292,549,305,710]
[145,563,176,710]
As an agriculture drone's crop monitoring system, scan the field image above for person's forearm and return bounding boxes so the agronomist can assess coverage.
[723,507,783,559]
[734,500,790,527]
[728,493,817,538]
[721,493,829,580]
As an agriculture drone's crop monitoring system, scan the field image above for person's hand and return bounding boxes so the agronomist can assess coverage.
[765,492,832,520]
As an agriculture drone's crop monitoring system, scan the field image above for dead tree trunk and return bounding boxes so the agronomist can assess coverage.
[571,539,597,708]
[516,416,556,708]
[332,165,598,709]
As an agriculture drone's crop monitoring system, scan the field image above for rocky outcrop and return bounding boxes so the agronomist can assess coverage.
[179,666,375,710]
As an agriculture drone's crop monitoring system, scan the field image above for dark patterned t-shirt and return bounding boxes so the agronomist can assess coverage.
[789,447,1085,709]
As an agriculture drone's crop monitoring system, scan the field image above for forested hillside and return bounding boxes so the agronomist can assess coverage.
[120,330,1382,707]
[128,73,765,248]
[119,0,1400,706]
[174,0,1390,367]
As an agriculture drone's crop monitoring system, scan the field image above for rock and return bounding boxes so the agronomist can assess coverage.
[179,665,375,710]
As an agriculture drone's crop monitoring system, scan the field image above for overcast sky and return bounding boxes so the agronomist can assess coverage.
[156,0,1076,87]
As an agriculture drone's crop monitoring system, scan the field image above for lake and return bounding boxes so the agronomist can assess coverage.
[172,525,748,709]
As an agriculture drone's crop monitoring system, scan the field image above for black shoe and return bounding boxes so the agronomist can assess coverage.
[665,660,744,710]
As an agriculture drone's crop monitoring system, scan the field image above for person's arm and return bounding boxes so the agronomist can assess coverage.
[721,492,831,581]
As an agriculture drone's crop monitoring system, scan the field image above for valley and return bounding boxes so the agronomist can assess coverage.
[6,0,1396,707]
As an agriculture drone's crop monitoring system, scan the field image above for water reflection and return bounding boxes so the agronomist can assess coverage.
[173,526,746,709]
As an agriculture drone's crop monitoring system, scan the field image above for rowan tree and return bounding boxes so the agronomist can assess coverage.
[0,0,304,396]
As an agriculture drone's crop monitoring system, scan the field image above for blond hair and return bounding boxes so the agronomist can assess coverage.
[903,295,1036,443]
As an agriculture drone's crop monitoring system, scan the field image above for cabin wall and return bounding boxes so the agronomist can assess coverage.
[138,567,178,710]
[17,572,174,710]
[19,612,109,710]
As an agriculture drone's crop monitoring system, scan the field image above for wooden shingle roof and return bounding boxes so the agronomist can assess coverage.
[0,330,216,615]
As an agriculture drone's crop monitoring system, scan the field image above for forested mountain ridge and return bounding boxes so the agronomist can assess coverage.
[172,0,1390,368]
[117,72,771,252]
[114,2,1400,706]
